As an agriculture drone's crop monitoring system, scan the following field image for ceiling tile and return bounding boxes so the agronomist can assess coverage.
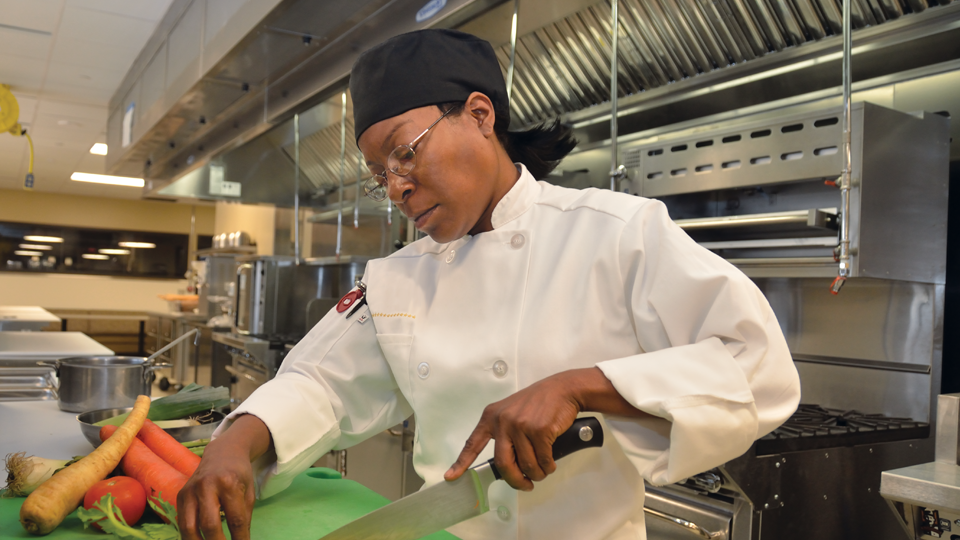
[26,122,98,145]
[0,0,65,34]
[40,83,114,105]
[49,37,140,73]
[0,132,28,153]
[0,149,25,177]
[0,30,53,61]
[10,91,39,115]
[0,54,46,91]
[0,177,26,191]
[45,62,125,92]
[36,99,106,121]
[57,5,156,49]
[75,152,106,174]
[32,113,105,137]
[66,0,175,22]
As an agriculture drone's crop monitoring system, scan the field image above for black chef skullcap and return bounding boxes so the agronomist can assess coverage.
[350,29,509,143]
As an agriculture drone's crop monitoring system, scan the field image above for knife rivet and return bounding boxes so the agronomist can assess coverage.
[579,426,594,442]
[496,506,511,521]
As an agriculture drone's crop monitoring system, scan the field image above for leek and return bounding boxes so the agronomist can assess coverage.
[94,385,229,427]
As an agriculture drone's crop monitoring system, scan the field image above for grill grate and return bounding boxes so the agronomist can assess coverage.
[756,403,930,454]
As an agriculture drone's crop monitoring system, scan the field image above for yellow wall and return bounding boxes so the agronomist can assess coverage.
[213,202,275,255]
[0,189,215,235]
[0,273,185,312]
[0,190,211,312]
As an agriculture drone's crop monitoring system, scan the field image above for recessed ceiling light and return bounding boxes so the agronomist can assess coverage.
[19,244,52,250]
[82,254,110,260]
[24,235,63,243]
[70,172,144,188]
[98,248,130,255]
[14,250,43,256]
[118,242,156,249]
[90,143,108,155]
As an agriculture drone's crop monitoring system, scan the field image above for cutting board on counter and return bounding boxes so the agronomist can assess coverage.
[0,468,460,539]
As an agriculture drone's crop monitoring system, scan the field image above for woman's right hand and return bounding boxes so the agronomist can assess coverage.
[177,414,272,540]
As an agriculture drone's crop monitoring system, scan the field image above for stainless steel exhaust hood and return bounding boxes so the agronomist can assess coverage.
[114,0,960,198]
[106,0,500,192]
[495,0,959,135]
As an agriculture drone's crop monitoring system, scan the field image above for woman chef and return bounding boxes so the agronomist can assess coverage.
[178,29,801,540]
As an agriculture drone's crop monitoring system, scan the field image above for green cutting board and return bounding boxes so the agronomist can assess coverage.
[0,468,459,539]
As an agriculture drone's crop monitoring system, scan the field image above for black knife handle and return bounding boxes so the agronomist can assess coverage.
[489,417,604,480]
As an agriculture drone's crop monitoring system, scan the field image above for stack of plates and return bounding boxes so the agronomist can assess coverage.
[0,361,58,401]
[0,331,113,402]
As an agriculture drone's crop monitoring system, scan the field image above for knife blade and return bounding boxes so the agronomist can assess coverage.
[317,417,604,540]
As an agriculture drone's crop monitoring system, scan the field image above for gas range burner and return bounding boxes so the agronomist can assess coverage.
[755,404,930,454]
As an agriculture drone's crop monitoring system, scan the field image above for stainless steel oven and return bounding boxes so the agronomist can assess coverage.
[234,255,295,336]
[225,359,269,405]
[552,101,950,540]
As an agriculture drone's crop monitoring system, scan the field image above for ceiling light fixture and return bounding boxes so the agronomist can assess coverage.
[19,244,52,250]
[70,172,144,188]
[82,254,110,260]
[23,235,63,243]
[89,143,108,155]
[118,242,156,249]
[14,250,43,256]
[98,248,130,255]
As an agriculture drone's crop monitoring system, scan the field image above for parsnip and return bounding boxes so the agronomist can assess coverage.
[19,395,151,536]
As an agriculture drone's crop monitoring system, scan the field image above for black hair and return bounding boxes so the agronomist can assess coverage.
[438,101,577,180]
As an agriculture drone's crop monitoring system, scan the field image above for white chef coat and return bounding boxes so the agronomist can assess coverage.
[220,164,801,540]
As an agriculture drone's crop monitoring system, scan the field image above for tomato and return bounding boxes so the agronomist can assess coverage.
[83,476,147,529]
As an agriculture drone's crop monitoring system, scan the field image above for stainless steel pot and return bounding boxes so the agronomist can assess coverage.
[49,356,172,413]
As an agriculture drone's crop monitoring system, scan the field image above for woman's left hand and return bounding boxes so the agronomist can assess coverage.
[444,370,582,491]
[445,366,650,491]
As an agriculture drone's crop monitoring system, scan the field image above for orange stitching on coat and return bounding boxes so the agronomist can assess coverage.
[371,312,416,319]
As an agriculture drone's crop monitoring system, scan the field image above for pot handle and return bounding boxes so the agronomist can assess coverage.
[36,360,60,377]
[143,361,173,382]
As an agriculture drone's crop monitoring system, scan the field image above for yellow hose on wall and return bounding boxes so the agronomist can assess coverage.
[0,83,36,190]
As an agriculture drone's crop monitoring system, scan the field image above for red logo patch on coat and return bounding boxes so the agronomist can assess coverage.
[336,289,364,313]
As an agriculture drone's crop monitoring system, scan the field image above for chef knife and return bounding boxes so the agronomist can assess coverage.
[317,417,604,540]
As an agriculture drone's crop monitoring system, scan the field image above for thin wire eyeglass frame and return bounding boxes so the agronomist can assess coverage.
[362,107,456,202]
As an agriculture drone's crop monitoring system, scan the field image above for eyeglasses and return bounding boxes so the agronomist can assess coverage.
[363,107,455,202]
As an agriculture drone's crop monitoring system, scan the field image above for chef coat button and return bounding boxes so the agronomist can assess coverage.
[417,362,430,379]
[445,250,455,263]
[497,506,511,521]
[510,234,525,249]
[492,360,508,378]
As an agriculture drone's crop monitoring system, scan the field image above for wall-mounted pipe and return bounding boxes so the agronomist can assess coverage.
[505,0,519,103]
[294,113,301,263]
[337,92,346,260]
[355,151,362,229]
[609,0,626,191]
[832,0,853,295]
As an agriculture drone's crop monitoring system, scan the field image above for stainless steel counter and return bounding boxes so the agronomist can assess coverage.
[0,401,92,459]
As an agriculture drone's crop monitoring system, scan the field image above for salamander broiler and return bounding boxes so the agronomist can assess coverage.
[559,101,950,539]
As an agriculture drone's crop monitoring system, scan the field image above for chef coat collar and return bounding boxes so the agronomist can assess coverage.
[490,163,538,230]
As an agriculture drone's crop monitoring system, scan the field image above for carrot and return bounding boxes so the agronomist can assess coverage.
[136,419,201,477]
[19,395,151,536]
[100,425,188,513]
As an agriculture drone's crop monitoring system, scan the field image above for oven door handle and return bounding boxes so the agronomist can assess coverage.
[224,364,260,384]
[644,507,726,539]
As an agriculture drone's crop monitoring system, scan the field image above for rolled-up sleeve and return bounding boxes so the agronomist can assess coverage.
[213,302,413,499]
[596,200,801,485]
